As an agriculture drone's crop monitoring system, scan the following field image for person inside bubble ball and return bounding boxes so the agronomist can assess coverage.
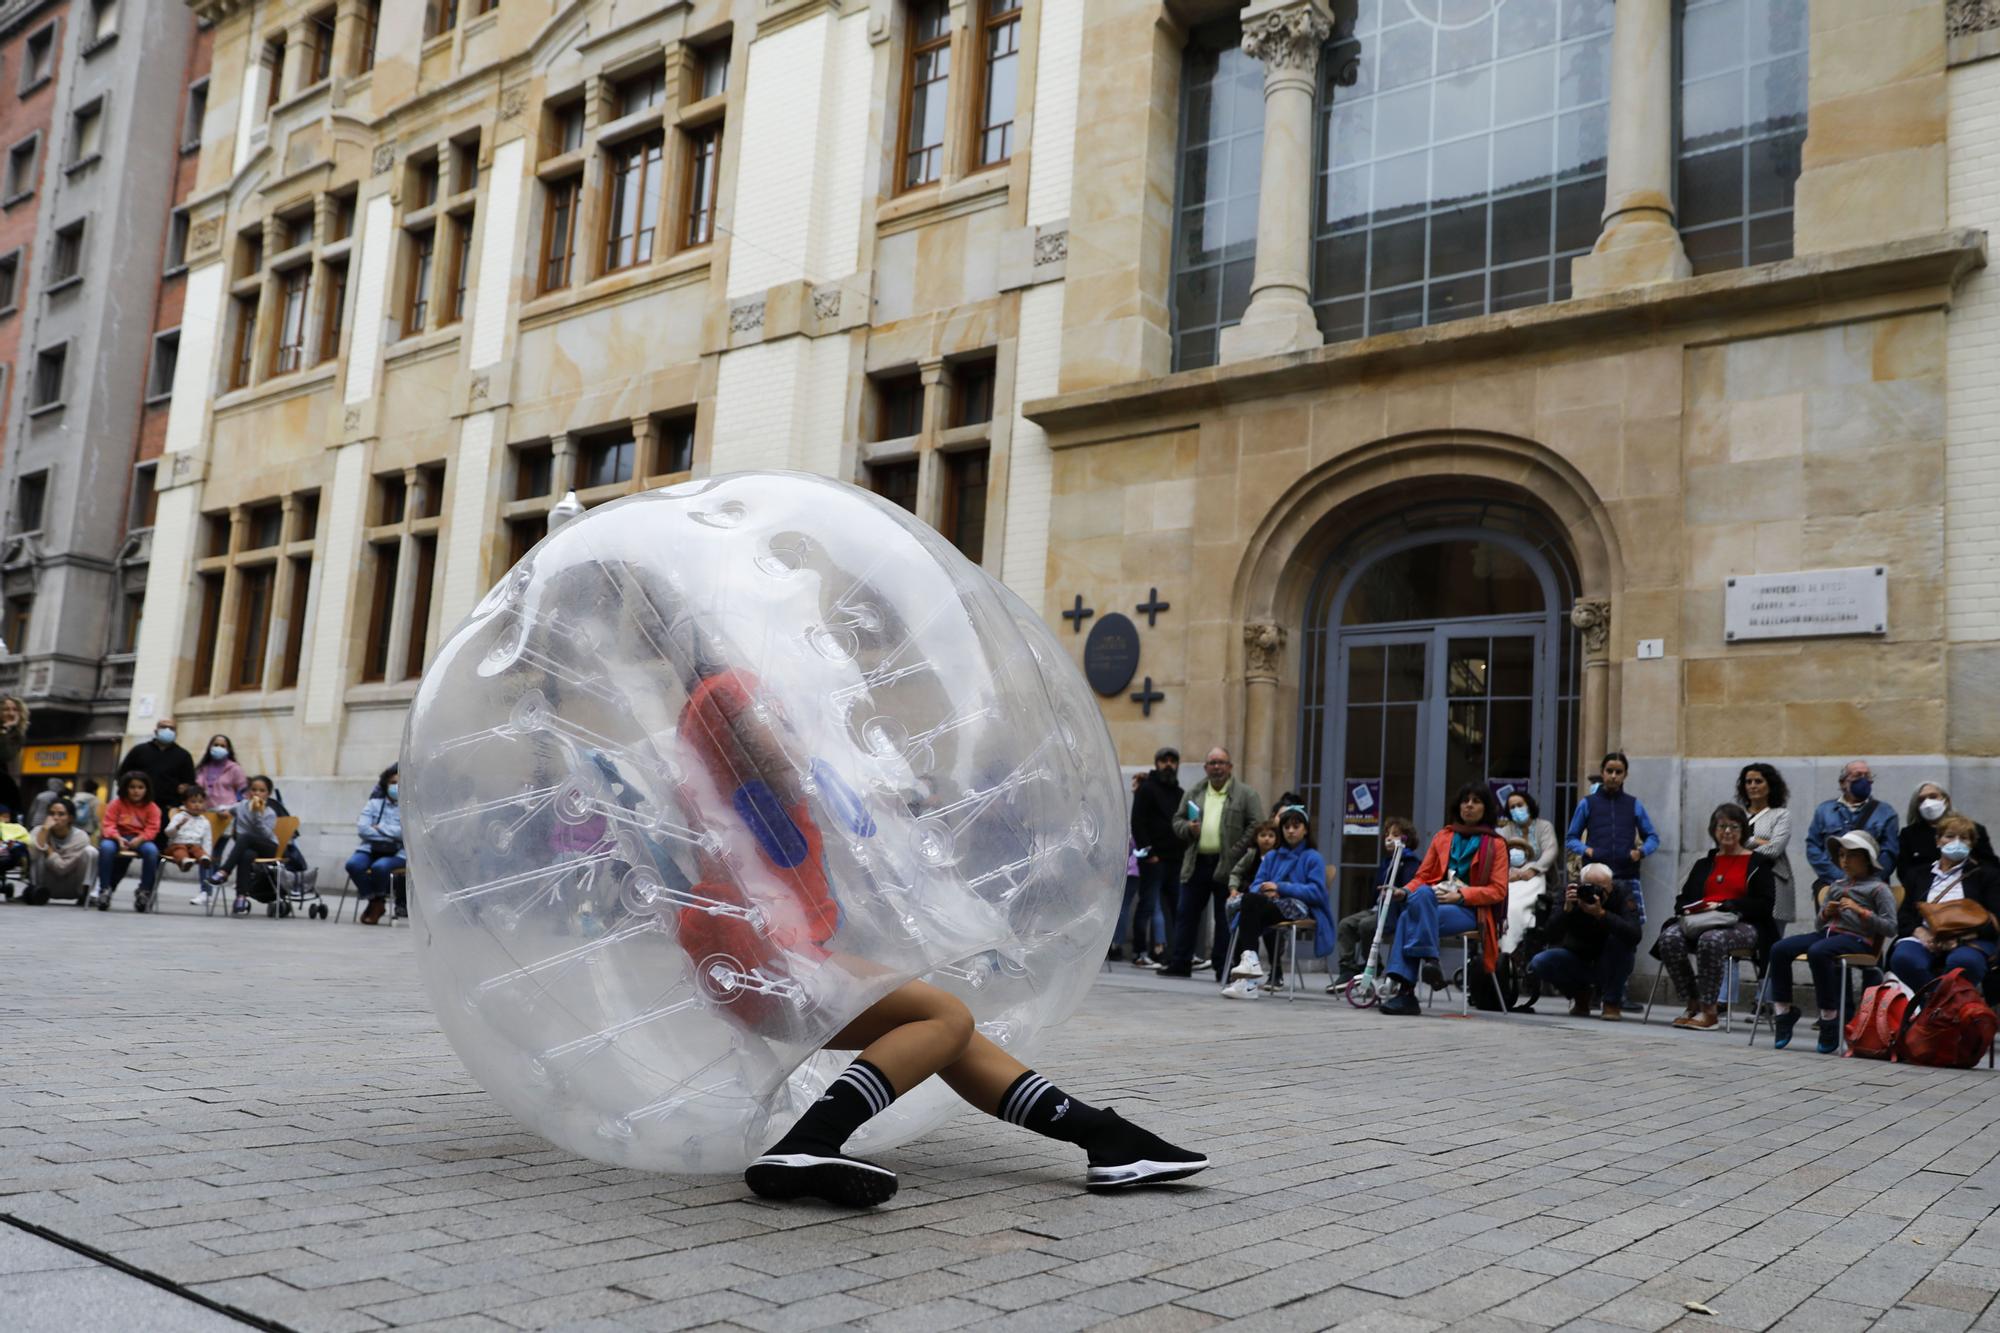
[659,616,1209,1207]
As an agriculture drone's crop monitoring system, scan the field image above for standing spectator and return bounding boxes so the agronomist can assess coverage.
[1221,807,1330,997]
[1527,863,1643,1020]
[28,797,95,903]
[1376,784,1511,1016]
[1653,803,1779,1030]
[1126,747,1184,969]
[1564,752,1659,927]
[117,719,196,827]
[347,764,405,925]
[1887,812,2000,993]
[1737,763,1794,923]
[1766,830,1898,1053]
[1500,790,1559,953]
[1162,749,1262,981]
[1803,759,1898,890]
[93,772,163,912]
[1333,816,1420,988]
[0,695,28,815]
[194,734,250,810]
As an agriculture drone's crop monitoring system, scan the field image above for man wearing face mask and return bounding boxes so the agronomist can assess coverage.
[1803,760,1899,891]
[117,718,197,827]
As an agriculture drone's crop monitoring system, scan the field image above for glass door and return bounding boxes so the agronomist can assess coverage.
[1331,633,1429,918]
[1443,630,1542,809]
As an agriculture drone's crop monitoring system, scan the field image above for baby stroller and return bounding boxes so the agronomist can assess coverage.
[235,815,328,919]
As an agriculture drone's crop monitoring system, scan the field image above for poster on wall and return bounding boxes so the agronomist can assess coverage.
[1343,779,1382,837]
[1490,777,1532,808]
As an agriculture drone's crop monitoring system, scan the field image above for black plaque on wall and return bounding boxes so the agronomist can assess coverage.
[1083,613,1141,697]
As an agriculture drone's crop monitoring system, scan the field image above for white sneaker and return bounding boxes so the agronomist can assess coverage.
[1220,979,1262,1000]
[1230,951,1266,980]
[191,890,211,906]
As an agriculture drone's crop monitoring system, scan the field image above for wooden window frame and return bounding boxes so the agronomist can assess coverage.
[229,562,277,692]
[682,123,721,250]
[442,210,473,326]
[601,133,663,274]
[896,2,953,193]
[305,8,335,85]
[403,225,435,336]
[229,300,257,390]
[971,0,1022,169]
[318,257,347,365]
[541,174,580,291]
[272,265,311,374]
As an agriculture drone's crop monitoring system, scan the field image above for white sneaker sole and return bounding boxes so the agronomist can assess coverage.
[1086,1157,1211,1190]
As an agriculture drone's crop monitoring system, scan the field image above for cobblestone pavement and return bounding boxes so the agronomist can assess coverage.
[4,896,2000,1333]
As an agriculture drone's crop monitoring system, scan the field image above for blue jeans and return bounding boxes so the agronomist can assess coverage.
[1127,856,1175,958]
[1888,937,1997,992]
[346,850,407,901]
[1768,931,1873,1008]
[1385,886,1479,985]
[98,839,159,894]
[1529,942,1637,1006]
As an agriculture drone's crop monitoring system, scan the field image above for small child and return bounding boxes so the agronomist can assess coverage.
[1332,817,1420,989]
[164,787,218,904]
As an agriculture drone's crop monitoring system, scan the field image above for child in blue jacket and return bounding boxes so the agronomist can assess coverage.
[1222,807,1331,997]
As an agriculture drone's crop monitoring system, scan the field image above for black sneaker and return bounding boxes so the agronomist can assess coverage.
[1815,1019,1841,1055]
[1420,961,1448,991]
[1772,1010,1800,1049]
[1083,1111,1209,1190]
[1155,966,1194,979]
[1381,990,1421,1016]
[745,1152,898,1207]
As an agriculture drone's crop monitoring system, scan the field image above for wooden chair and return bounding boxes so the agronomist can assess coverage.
[198,811,233,916]
[249,816,302,918]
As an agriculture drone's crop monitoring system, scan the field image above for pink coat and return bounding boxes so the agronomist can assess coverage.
[195,757,248,809]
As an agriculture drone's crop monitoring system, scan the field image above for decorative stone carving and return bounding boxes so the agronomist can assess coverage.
[372,143,396,175]
[499,88,528,120]
[1240,1,1334,73]
[729,300,765,335]
[188,218,222,257]
[1570,597,1612,659]
[1033,230,1068,266]
[1951,0,2000,37]
[343,406,362,433]
[1243,622,1287,679]
[469,372,491,404]
[812,286,842,320]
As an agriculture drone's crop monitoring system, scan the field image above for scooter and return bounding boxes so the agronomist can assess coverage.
[1342,841,1405,1009]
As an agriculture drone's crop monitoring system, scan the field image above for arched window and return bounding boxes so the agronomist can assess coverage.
[1171,22,1263,371]
[1677,0,1807,274]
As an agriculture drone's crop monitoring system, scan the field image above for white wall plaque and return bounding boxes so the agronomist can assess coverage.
[1724,567,1888,643]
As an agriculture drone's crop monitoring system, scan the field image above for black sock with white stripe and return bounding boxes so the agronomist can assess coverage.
[767,1059,898,1158]
[997,1071,1115,1148]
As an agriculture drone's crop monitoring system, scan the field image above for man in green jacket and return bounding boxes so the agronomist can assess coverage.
[1161,748,1263,980]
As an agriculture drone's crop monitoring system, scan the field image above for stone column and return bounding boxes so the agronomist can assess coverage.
[1571,597,1611,779]
[1242,622,1288,807]
[1570,0,1690,295]
[1218,0,1332,365]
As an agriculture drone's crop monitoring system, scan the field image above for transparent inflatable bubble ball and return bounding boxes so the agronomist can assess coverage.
[402,471,1126,1173]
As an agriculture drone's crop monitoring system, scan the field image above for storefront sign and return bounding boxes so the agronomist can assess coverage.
[21,743,79,775]
[1343,779,1382,837]
[1724,567,1887,642]
[1083,612,1140,697]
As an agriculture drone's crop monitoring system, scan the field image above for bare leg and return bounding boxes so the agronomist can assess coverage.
[824,985,1032,1115]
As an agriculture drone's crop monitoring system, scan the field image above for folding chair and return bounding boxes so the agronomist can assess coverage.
[1221,913,1315,1000]
[1747,883,1903,1050]
[247,816,302,918]
[1428,931,1509,1017]
[1641,945,1760,1033]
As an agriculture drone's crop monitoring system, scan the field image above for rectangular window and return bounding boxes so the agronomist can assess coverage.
[581,433,636,489]
[899,2,951,190]
[283,209,314,252]
[202,511,231,558]
[294,491,320,540]
[552,101,586,155]
[616,68,666,118]
[183,79,208,151]
[514,443,553,499]
[129,463,158,529]
[361,542,399,682]
[603,135,663,272]
[684,125,721,249]
[318,259,347,363]
[869,459,919,513]
[1,597,29,655]
[445,212,473,324]
[21,24,54,91]
[454,136,480,193]
[264,34,287,112]
[658,416,695,475]
[506,518,539,570]
[0,251,18,310]
[377,473,407,525]
[953,359,995,427]
[1171,23,1261,371]
[114,593,144,654]
[941,448,989,562]
[415,463,446,519]
[230,298,257,388]
[404,226,434,335]
[306,8,335,84]
[7,137,38,200]
[405,534,437,678]
[1678,0,1806,275]
[278,555,311,687]
[49,219,83,284]
[147,329,179,400]
[274,267,311,372]
[15,472,46,531]
[699,42,730,100]
[232,565,275,691]
[239,229,264,277]
[426,0,459,39]
[412,156,441,208]
[190,574,223,695]
[89,0,117,45]
[30,345,64,409]
[976,0,1021,166]
[247,503,283,549]
[71,101,104,165]
[873,372,924,441]
[355,0,380,74]
[542,176,580,291]
[165,209,190,270]
[329,190,356,241]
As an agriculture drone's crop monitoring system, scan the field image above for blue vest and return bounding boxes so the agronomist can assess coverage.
[1585,790,1637,877]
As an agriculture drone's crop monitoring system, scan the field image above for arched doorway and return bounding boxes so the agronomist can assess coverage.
[1297,502,1582,916]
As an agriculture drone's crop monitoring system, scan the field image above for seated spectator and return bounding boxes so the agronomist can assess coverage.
[1221,807,1329,998]
[217,776,281,911]
[346,764,405,925]
[1767,830,1899,1053]
[1526,863,1642,1020]
[28,797,94,903]
[1887,812,2000,993]
[1804,760,1898,891]
[1225,819,1281,982]
[1653,803,1778,1031]
[162,787,219,905]
[1895,783,1995,933]
[194,734,249,810]
[93,771,162,912]
[1375,784,1510,1017]
[1333,817,1419,989]
[1501,790,1559,953]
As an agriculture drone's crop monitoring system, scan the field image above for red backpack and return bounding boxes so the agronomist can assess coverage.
[1895,970,1999,1069]
[1844,980,1912,1060]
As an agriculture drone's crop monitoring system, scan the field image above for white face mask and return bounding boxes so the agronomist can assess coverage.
[1508,847,1527,868]
[1920,797,1947,823]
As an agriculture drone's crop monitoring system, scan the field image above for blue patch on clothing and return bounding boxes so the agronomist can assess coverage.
[811,759,876,838]
[734,781,808,868]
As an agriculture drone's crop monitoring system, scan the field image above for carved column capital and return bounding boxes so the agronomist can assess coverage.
[1570,597,1612,662]
[1243,622,1288,681]
[1240,0,1334,73]
[1951,1,2000,39]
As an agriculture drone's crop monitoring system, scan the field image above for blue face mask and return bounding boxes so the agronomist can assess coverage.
[155,727,176,745]
[1941,839,1971,863]
[1588,783,1600,796]
[1509,806,1529,823]
[1848,777,1873,802]
[387,783,399,801]
[1508,846,1527,868]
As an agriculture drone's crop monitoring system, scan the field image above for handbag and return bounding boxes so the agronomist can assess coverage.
[1918,899,1994,939]
[1679,908,1741,941]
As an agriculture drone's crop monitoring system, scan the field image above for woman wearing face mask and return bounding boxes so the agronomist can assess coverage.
[1887,813,2000,993]
[1499,791,1558,954]
[194,735,249,810]
[346,764,405,925]
[1895,784,1995,930]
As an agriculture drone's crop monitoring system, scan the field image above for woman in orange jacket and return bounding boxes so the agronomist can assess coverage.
[1377,782,1511,1016]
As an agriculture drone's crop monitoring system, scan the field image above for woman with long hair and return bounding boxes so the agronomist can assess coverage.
[1735,763,1793,923]
[1374,783,1511,1017]
[194,734,249,809]
[346,763,405,925]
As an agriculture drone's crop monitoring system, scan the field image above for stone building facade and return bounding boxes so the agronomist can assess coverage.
[134,0,1990,921]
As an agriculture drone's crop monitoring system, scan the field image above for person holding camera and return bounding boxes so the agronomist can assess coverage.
[1526,862,1643,1020]
[1652,803,1779,1030]
[345,763,405,926]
